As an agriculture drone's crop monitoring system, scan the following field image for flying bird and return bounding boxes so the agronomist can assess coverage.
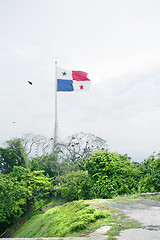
[28,81,32,85]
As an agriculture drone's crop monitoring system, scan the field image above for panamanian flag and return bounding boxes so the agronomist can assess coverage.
[57,67,91,92]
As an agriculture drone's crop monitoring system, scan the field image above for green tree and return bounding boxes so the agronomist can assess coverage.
[29,151,83,184]
[85,150,140,198]
[0,166,52,235]
[0,169,30,235]
[0,138,28,174]
[9,166,52,207]
[29,151,60,180]
[57,170,92,201]
[138,153,160,192]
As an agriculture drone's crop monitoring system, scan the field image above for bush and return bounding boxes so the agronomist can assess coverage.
[138,153,160,192]
[57,170,93,201]
[85,150,140,199]
[0,166,52,235]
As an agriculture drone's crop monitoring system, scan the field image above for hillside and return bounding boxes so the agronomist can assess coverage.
[11,200,114,238]
[10,194,160,239]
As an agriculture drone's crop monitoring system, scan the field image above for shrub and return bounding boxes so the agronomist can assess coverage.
[0,166,52,235]
[85,150,140,199]
[138,153,160,192]
[57,170,92,201]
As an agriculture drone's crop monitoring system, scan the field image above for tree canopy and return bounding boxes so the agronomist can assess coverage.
[0,133,160,236]
[0,138,28,174]
[84,150,140,198]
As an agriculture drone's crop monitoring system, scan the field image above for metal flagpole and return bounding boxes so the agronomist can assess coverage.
[53,61,58,149]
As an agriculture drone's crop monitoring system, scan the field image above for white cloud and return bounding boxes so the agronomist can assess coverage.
[1,0,160,161]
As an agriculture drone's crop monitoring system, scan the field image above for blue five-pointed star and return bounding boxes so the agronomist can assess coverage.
[62,71,67,76]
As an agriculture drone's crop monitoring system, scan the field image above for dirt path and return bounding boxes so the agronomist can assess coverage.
[105,199,160,240]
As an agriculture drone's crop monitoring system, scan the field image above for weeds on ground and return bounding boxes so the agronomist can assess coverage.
[143,195,160,201]
[101,204,142,239]
[107,237,117,240]
[106,220,142,237]
[108,193,160,202]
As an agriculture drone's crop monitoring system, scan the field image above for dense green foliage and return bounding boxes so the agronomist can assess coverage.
[84,150,140,198]
[11,200,113,238]
[29,151,60,179]
[57,170,93,201]
[0,166,52,235]
[0,135,160,236]
[138,153,160,192]
[55,150,160,200]
[0,139,28,173]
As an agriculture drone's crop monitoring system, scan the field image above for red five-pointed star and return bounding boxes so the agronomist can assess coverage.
[79,85,84,90]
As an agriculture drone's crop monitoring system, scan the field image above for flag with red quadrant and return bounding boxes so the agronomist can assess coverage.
[57,67,91,92]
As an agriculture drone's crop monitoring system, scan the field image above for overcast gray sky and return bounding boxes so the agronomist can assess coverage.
[1,0,160,162]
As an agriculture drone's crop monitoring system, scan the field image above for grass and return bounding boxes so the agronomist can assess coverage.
[3,197,59,238]
[11,193,160,239]
[108,193,160,202]
[142,195,160,201]
[11,200,115,238]
[106,219,142,237]
[107,237,117,240]
[100,204,142,239]
[102,192,160,239]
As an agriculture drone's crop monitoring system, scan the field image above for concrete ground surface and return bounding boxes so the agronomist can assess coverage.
[106,199,160,240]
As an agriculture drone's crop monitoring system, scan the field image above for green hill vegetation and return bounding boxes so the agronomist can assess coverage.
[0,133,160,237]
[11,200,114,238]
[9,195,160,239]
